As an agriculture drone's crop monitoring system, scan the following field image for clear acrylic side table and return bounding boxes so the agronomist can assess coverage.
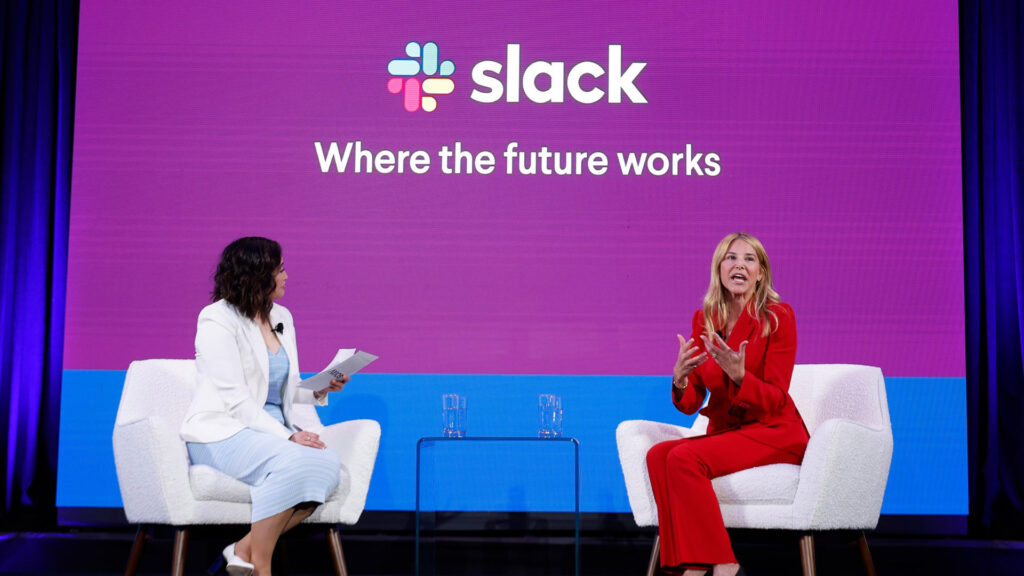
[415,436,581,576]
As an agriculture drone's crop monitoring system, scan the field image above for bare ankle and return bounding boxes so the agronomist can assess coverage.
[712,563,740,576]
[234,541,251,562]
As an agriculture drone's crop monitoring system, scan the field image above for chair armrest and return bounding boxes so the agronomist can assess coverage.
[791,417,893,529]
[615,419,701,527]
[112,417,197,525]
[318,419,382,525]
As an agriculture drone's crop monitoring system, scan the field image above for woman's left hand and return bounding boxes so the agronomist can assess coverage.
[290,430,326,449]
[314,375,349,400]
[701,333,747,385]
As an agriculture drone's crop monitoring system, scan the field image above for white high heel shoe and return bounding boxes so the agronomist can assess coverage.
[222,542,255,576]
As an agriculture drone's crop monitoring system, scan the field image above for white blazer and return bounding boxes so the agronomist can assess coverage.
[180,300,325,444]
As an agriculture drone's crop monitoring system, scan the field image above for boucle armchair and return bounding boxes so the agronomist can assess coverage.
[616,364,892,576]
[112,359,381,576]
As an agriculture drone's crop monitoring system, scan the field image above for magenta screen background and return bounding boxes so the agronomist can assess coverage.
[66,1,964,378]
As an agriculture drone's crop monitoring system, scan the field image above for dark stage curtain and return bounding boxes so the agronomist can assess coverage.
[0,0,77,526]
[962,0,1024,537]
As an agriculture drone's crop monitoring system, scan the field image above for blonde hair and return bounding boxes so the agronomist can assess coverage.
[702,233,780,338]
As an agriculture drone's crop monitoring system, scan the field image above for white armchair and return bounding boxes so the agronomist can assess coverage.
[112,359,381,576]
[616,364,892,576]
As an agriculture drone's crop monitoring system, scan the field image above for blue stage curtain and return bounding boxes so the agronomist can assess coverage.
[962,0,1024,536]
[0,0,77,526]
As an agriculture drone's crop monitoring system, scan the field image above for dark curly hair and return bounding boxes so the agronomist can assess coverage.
[212,237,282,322]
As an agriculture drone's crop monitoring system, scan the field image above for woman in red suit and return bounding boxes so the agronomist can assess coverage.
[646,233,809,576]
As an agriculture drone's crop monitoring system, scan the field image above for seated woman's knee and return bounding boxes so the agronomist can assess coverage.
[647,438,677,469]
[666,442,710,475]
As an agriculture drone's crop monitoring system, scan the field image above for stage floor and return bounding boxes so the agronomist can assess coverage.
[2,528,1023,576]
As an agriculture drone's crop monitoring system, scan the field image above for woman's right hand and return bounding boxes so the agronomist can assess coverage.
[673,335,707,385]
[290,430,326,449]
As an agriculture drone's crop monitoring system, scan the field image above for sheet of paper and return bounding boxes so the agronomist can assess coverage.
[298,348,378,391]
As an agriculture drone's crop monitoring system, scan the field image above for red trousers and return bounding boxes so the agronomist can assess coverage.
[646,430,803,568]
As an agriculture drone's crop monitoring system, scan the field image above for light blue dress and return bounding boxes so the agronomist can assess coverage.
[186,346,342,522]
[263,346,289,425]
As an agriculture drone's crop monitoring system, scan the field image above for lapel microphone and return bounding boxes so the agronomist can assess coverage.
[273,323,284,334]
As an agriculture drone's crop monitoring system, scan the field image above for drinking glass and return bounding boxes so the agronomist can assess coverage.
[538,394,562,438]
[442,394,467,438]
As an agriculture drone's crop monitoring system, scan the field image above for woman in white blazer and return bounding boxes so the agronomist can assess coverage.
[180,237,347,576]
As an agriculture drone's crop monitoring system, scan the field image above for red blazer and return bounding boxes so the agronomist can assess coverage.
[673,301,809,457]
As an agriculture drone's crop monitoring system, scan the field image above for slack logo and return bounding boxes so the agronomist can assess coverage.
[387,41,456,113]
[470,44,647,104]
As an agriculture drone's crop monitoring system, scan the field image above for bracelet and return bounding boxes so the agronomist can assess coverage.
[672,376,688,391]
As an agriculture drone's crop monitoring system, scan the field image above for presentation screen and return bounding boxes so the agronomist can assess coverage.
[59,0,966,521]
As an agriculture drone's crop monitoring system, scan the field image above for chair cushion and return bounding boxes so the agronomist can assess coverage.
[190,465,252,503]
[712,463,800,504]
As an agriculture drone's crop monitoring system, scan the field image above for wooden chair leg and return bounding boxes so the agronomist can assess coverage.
[327,526,349,576]
[124,525,147,576]
[799,534,816,576]
[171,528,189,576]
[646,534,660,576]
[857,531,877,576]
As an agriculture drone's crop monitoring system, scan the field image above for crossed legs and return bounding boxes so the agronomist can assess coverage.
[187,429,343,576]
[234,502,317,575]
[646,430,803,575]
